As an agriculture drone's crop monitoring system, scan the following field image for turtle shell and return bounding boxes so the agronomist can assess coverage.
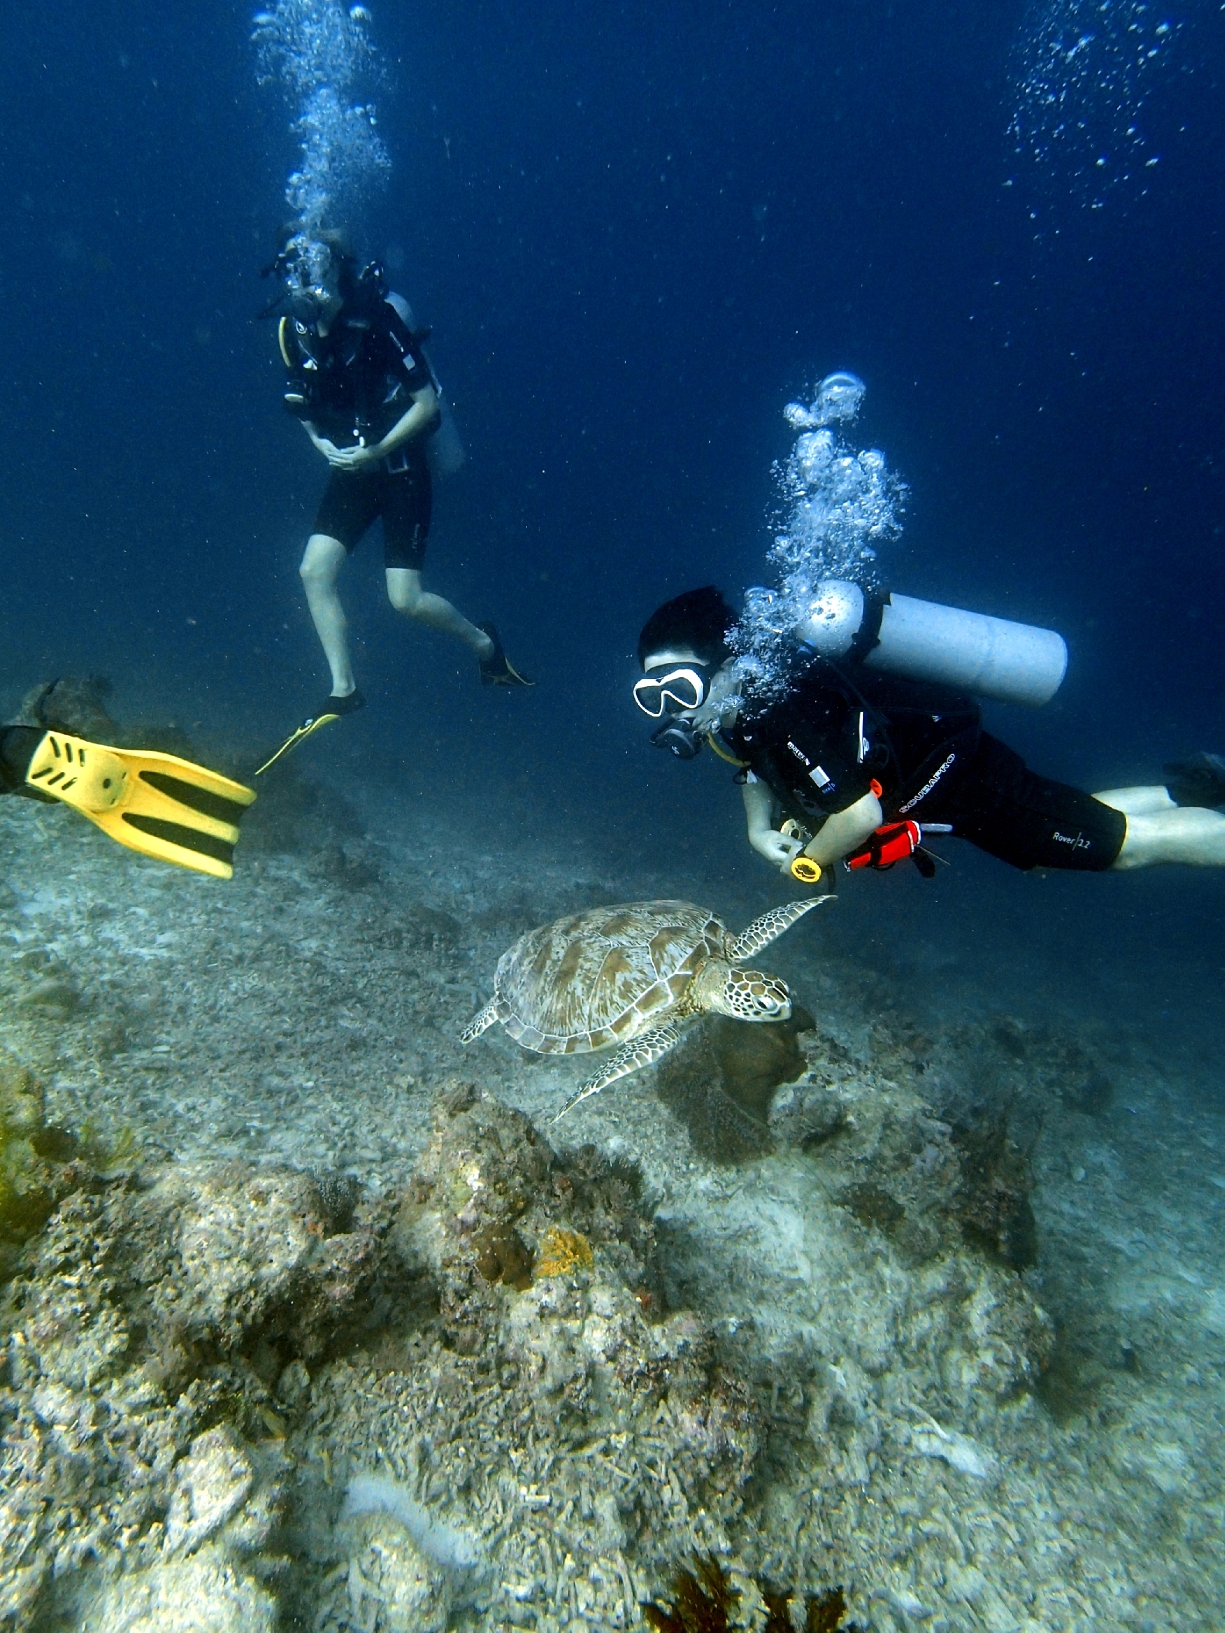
[493,901,729,1055]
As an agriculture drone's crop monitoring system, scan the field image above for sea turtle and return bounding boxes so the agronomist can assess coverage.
[460,897,828,1119]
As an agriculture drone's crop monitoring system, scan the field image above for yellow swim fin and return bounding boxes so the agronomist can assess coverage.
[254,689,366,777]
[253,711,341,777]
[25,732,256,880]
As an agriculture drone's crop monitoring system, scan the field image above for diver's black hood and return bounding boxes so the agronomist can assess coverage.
[637,586,738,670]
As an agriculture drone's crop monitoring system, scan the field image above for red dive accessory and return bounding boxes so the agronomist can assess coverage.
[845,820,922,872]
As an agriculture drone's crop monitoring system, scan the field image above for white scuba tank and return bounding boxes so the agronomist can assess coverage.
[792,579,1068,707]
[385,293,466,479]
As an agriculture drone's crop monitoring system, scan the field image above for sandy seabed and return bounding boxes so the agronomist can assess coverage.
[1,751,1223,1633]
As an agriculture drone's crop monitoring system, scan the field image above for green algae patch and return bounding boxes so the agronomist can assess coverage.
[0,1043,88,1275]
[0,1044,56,1249]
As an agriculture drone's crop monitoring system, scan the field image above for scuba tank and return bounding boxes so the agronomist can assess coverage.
[384,292,466,479]
[792,579,1067,707]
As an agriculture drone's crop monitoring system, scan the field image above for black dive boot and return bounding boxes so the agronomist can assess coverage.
[308,688,366,724]
[477,622,534,688]
[1164,752,1225,809]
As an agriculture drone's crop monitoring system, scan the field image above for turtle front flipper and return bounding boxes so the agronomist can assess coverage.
[460,1000,501,1043]
[728,895,830,962]
[553,1023,682,1121]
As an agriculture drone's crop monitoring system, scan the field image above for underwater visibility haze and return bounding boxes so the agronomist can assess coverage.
[2,0,1225,1627]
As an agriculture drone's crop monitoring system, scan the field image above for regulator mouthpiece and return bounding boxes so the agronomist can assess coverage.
[650,719,704,759]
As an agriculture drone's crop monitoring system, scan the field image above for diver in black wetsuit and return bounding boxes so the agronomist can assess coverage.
[259,232,530,771]
[634,586,1225,881]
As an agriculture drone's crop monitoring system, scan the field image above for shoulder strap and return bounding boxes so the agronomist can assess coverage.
[382,294,440,392]
[384,291,414,329]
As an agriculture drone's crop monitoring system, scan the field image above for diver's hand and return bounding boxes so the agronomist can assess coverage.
[750,827,804,872]
[307,431,340,459]
[325,442,377,471]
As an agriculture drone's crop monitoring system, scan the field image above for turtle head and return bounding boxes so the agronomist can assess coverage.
[694,958,791,1022]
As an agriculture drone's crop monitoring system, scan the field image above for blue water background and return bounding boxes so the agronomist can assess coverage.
[2,0,1223,1081]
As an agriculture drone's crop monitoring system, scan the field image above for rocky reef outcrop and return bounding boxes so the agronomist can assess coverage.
[0,1111,390,1629]
[1,1056,1063,1632]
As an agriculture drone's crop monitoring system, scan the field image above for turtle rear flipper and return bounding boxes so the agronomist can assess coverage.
[461,1001,501,1043]
[554,1023,682,1121]
[728,895,829,962]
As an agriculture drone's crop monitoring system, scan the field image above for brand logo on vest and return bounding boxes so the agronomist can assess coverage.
[899,753,955,814]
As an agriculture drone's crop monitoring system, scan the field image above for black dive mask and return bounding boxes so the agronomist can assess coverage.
[650,718,704,759]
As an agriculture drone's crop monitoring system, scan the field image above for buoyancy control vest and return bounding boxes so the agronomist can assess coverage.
[727,660,982,826]
[279,286,439,451]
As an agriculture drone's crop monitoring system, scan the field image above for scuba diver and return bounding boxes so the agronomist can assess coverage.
[635,585,1225,882]
[258,230,531,775]
[0,682,255,880]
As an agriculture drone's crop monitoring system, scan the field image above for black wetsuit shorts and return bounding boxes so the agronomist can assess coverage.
[931,733,1126,872]
[313,455,432,570]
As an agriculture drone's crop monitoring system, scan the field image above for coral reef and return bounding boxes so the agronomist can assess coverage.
[0,1151,391,1628]
[654,1010,814,1164]
[8,675,210,765]
[644,1558,860,1633]
[273,1085,766,1630]
[0,1086,769,1630]
[238,754,368,858]
[3,746,1221,1628]
[949,1109,1039,1270]
[0,1045,87,1279]
[12,676,118,741]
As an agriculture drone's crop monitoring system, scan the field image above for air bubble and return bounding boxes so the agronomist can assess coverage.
[728,376,906,713]
[254,0,391,246]
[1008,0,1181,213]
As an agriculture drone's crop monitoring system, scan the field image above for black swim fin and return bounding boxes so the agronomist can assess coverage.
[477,622,534,688]
[1164,752,1225,809]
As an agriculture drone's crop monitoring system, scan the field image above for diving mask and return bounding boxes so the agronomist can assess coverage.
[632,667,707,719]
[279,233,341,326]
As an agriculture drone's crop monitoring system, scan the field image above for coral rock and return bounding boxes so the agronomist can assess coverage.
[655,1012,813,1163]
[0,1045,84,1266]
[534,1224,594,1278]
[166,1427,255,1555]
[64,1547,277,1633]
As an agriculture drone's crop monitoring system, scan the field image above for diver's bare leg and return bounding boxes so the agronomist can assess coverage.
[299,533,356,696]
[385,568,494,659]
[1094,786,1176,817]
[1094,787,1225,869]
